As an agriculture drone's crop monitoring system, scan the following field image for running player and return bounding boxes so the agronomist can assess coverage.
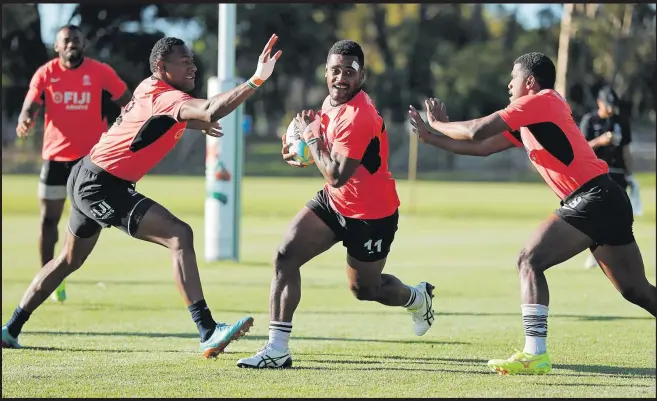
[237,40,435,369]
[579,85,642,268]
[2,34,283,358]
[408,52,656,375]
[16,25,132,303]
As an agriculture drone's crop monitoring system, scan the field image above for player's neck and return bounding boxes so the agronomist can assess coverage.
[59,57,84,70]
[597,109,610,119]
[329,89,362,107]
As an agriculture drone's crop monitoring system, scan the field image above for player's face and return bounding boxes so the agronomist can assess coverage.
[325,54,364,105]
[162,45,197,92]
[54,28,84,64]
[597,99,615,117]
[508,63,531,103]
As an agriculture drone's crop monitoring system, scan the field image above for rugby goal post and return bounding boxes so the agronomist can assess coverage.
[205,3,243,262]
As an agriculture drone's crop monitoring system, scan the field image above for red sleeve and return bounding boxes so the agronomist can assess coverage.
[331,111,375,160]
[503,131,523,148]
[99,63,128,100]
[497,95,550,131]
[26,66,47,105]
[153,90,194,122]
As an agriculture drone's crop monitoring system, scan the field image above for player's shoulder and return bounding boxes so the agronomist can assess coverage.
[141,77,191,104]
[84,58,118,74]
[343,91,378,120]
[34,58,60,76]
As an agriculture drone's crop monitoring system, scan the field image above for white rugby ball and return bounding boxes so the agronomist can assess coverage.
[285,119,314,165]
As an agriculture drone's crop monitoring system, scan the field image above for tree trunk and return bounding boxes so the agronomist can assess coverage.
[555,3,574,98]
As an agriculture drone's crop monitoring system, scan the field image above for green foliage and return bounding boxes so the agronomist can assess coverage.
[1,3,654,150]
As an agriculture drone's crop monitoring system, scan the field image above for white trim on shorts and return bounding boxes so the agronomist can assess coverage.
[38,182,67,200]
[127,198,149,237]
[67,223,83,238]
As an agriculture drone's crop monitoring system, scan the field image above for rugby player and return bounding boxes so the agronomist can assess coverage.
[3,34,283,358]
[237,40,435,369]
[408,52,656,375]
[579,85,642,268]
[16,25,131,302]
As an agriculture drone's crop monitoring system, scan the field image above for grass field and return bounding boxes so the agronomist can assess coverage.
[2,173,656,398]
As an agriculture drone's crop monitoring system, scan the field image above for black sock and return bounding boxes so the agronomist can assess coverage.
[6,307,31,338]
[188,299,217,342]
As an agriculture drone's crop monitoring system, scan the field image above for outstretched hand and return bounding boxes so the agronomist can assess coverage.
[425,97,449,125]
[408,105,433,143]
[251,34,283,87]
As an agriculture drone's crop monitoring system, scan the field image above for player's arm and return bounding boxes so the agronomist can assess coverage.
[113,90,132,108]
[579,113,607,149]
[99,62,132,108]
[427,111,510,141]
[424,129,514,156]
[178,82,257,123]
[409,109,515,156]
[178,34,282,123]
[299,111,362,188]
[16,68,46,137]
[408,98,510,141]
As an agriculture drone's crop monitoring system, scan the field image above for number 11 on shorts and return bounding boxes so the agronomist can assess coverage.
[364,239,382,253]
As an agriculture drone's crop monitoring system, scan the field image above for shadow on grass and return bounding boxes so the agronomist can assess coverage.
[23,331,467,346]
[20,345,189,354]
[557,364,656,378]
[294,352,656,379]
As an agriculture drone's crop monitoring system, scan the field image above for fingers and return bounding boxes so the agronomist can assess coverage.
[262,34,278,57]
[273,50,282,61]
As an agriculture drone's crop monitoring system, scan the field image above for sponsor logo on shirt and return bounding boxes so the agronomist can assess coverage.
[51,91,92,110]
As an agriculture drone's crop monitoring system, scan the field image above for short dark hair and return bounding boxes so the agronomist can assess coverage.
[58,24,81,33]
[328,40,365,69]
[597,86,619,107]
[513,52,556,90]
[149,37,185,74]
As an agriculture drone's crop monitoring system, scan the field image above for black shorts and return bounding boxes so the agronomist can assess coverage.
[38,158,83,200]
[66,157,155,239]
[609,172,628,191]
[555,173,634,247]
[306,188,398,262]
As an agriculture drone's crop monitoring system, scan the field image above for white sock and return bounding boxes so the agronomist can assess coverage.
[521,304,548,355]
[403,286,423,310]
[268,321,292,351]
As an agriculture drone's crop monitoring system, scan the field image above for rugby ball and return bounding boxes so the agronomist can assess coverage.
[285,119,314,165]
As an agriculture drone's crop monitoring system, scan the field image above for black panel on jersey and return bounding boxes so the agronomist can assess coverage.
[509,130,522,144]
[360,137,381,174]
[129,115,177,152]
[526,122,574,166]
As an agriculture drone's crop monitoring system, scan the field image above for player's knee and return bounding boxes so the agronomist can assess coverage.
[516,249,542,275]
[619,284,648,306]
[40,215,60,230]
[272,248,298,278]
[56,252,86,273]
[169,221,194,250]
[349,282,378,301]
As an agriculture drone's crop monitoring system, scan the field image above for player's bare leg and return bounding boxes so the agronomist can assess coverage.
[269,207,338,322]
[238,207,338,368]
[2,229,100,348]
[39,199,65,267]
[134,203,206,305]
[593,243,657,317]
[346,255,435,336]
[488,213,594,375]
[133,202,252,358]
[345,256,411,306]
[39,198,68,302]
